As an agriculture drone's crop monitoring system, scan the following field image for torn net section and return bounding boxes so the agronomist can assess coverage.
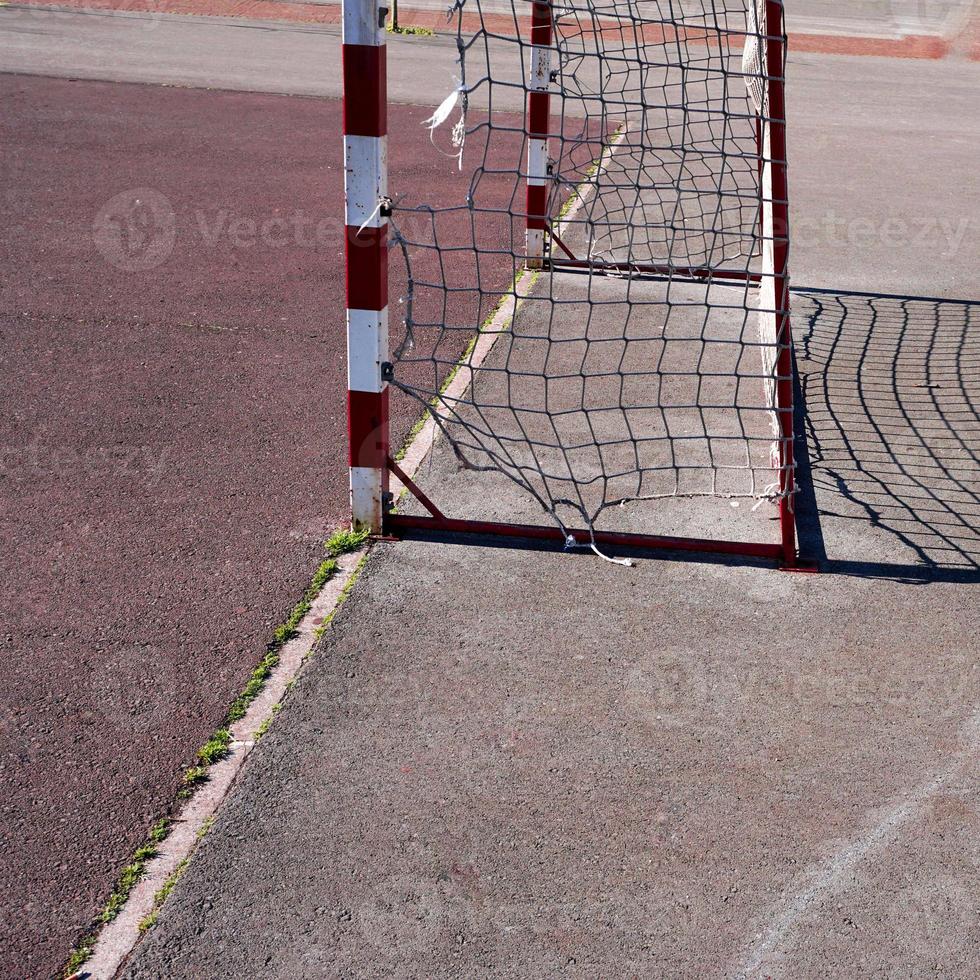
[388,0,791,538]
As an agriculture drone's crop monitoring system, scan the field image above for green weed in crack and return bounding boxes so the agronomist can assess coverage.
[62,527,371,973]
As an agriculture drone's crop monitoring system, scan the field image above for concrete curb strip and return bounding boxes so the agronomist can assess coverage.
[79,548,365,979]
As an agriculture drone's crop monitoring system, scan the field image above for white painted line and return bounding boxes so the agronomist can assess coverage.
[734,708,980,978]
[81,548,367,979]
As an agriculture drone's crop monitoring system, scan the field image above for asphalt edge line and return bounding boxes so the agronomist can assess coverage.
[69,544,367,979]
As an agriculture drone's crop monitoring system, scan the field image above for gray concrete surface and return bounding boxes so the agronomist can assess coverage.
[124,541,980,978]
[1,5,978,120]
[786,53,978,296]
[0,5,538,110]
[122,41,979,980]
[0,6,502,106]
[0,7,348,97]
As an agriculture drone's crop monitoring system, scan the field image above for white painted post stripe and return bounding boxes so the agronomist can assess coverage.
[527,137,549,185]
[342,0,382,45]
[351,465,383,530]
[526,228,545,263]
[529,45,552,91]
[344,136,388,228]
[347,307,389,394]
[350,465,382,494]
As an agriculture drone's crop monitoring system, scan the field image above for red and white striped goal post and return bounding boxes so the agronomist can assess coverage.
[343,0,390,531]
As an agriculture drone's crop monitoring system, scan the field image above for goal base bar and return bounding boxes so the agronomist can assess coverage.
[384,512,793,564]
[384,456,802,567]
[545,257,763,285]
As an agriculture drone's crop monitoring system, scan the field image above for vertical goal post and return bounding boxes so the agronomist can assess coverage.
[343,0,389,531]
[525,0,554,269]
[343,0,805,568]
[763,0,798,566]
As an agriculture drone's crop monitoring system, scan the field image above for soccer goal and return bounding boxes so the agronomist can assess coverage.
[343,0,799,565]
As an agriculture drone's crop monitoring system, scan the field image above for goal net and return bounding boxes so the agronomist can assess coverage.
[360,0,796,561]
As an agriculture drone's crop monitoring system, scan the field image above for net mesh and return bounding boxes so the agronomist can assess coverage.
[388,0,791,538]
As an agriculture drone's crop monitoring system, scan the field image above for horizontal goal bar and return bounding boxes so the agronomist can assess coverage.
[547,257,762,284]
[385,513,786,562]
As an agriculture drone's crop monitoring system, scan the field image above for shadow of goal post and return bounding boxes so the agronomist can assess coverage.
[343,0,801,567]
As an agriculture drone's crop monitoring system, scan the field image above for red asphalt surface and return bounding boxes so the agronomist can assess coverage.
[0,73,522,977]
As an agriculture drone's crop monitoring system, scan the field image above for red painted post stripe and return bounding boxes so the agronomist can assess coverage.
[342,44,387,137]
[345,224,388,311]
[527,95,550,137]
[347,388,390,467]
[526,184,548,229]
[530,0,552,45]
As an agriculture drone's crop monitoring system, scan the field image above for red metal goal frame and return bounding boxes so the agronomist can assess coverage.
[344,0,802,567]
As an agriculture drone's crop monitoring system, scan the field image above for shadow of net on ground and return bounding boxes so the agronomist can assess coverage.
[792,288,979,581]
